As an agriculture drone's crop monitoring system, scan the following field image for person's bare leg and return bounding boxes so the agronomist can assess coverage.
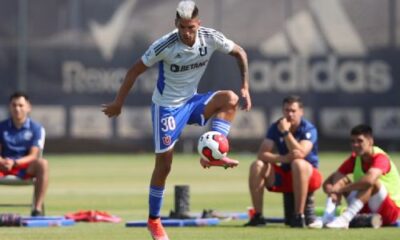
[27,158,49,211]
[150,151,173,187]
[203,90,238,121]
[248,160,273,214]
[291,159,313,214]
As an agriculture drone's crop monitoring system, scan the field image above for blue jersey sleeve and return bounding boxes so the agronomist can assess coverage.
[31,124,45,150]
[299,126,317,145]
[299,119,319,168]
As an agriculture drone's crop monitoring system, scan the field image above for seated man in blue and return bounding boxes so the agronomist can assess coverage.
[0,92,48,216]
[245,95,322,228]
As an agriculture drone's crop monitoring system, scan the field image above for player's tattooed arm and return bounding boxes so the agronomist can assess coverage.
[230,44,249,84]
[230,44,252,111]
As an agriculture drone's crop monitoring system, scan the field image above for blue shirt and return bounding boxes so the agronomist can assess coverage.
[0,118,45,160]
[266,118,319,170]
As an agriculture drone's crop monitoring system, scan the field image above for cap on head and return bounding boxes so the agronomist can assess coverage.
[176,0,198,19]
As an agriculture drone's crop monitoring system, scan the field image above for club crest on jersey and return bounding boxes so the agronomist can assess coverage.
[199,46,207,56]
[24,131,33,141]
[306,132,311,139]
[162,135,172,145]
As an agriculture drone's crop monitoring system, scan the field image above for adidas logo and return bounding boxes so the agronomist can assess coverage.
[249,0,392,94]
[175,53,182,59]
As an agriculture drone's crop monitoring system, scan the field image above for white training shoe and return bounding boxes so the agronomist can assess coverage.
[325,216,349,229]
[308,218,323,229]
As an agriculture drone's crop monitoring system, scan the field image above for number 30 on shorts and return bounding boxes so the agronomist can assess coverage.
[161,116,176,132]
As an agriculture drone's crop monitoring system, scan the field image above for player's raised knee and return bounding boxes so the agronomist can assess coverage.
[223,90,239,108]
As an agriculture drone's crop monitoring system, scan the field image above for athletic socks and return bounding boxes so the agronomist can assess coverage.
[211,118,231,136]
[322,197,336,223]
[149,186,165,219]
[342,199,364,222]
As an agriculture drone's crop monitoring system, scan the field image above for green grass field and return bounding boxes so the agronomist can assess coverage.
[0,152,399,240]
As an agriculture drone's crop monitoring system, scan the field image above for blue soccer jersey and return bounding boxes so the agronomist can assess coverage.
[141,26,235,107]
[266,118,319,170]
[0,118,45,160]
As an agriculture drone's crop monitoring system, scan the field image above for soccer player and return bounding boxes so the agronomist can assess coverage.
[245,96,322,228]
[102,1,251,239]
[0,92,48,216]
[321,124,400,228]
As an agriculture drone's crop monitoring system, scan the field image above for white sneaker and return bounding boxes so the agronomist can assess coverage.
[326,216,349,229]
[308,218,323,229]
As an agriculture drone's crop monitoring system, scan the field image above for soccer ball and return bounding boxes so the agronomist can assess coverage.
[197,131,229,161]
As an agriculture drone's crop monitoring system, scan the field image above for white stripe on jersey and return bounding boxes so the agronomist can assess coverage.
[154,105,160,151]
[141,26,235,107]
[39,127,46,156]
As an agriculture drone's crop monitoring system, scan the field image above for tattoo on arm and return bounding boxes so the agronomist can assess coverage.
[231,46,249,86]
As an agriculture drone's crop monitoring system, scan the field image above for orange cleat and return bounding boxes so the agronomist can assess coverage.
[147,218,169,240]
[200,157,239,169]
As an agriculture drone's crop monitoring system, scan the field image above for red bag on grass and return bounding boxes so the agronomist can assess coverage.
[65,210,121,223]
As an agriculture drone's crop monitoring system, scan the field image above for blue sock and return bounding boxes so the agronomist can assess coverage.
[211,118,231,136]
[149,185,165,219]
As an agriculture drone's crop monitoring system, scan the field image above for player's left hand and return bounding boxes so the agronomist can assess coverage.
[240,88,252,111]
[0,158,14,171]
[101,102,122,118]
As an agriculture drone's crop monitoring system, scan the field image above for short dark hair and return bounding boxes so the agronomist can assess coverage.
[176,5,199,19]
[9,91,30,103]
[282,95,303,108]
[351,124,373,137]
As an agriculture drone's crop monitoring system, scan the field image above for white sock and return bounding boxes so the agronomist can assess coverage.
[322,197,336,222]
[325,197,336,215]
[342,199,364,222]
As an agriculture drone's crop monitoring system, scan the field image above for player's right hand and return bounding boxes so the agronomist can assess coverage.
[278,117,291,133]
[240,88,252,111]
[101,102,122,118]
[0,158,13,171]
